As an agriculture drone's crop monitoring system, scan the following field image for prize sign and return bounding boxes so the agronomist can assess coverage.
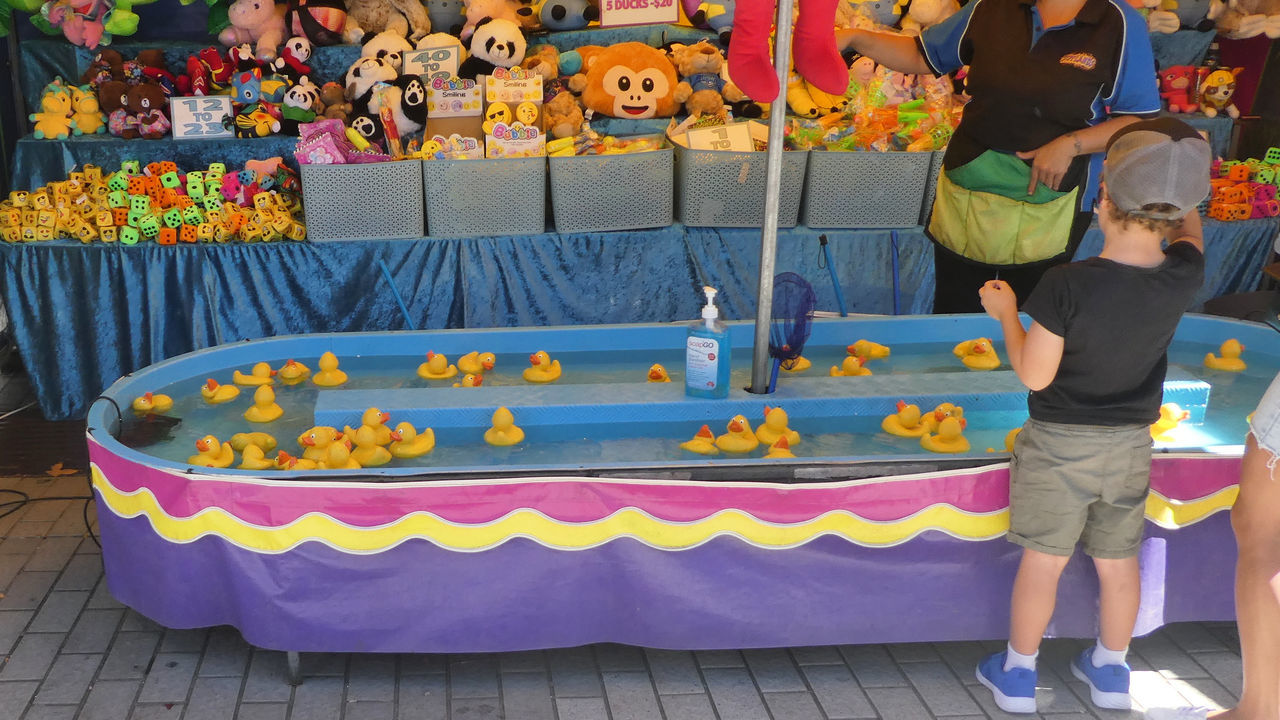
[599,0,677,27]
[170,96,234,140]
[686,123,754,152]
[405,46,461,80]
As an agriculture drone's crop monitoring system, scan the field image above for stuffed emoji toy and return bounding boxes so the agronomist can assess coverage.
[29,81,75,140]
[70,84,107,135]
[1159,65,1200,113]
[670,40,747,118]
[1200,66,1244,118]
[569,43,687,119]
[219,0,289,61]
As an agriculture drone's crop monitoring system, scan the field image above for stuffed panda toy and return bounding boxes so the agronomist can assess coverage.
[361,30,415,74]
[350,112,386,147]
[344,55,398,113]
[279,77,321,135]
[271,36,314,83]
[368,74,428,136]
[457,17,527,79]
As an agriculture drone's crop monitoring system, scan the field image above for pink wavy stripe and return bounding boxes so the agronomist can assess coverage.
[1150,454,1242,501]
[89,441,1239,530]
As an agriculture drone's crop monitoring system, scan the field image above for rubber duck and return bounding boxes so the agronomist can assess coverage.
[188,435,235,468]
[648,364,672,382]
[755,406,801,446]
[453,373,483,388]
[780,356,812,373]
[1205,339,1246,372]
[200,379,240,405]
[312,352,348,387]
[679,425,720,455]
[457,351,497,375]
[1151,403,1191,441]
[298,426,345,463]
[230,432,277,453]
[881,400,930,437]
[238,444,276,471]
[847,340,891,361]
[921,416,970,454]
[954,338,1001,371]
[277,359,311,385]
[485,406,525,446]
[233,362,277,386]
[715,415,760,454]
[274,450,317,471]
[317,441,361,470]
[243,385,284,423]
[925,402,965,432]
[390,422,436,458]
[523,351,562,383]
[350,425,392,467]
[830,356,872,377]
[131,392,173,415]
[763,436,796,459]
[417,351,458,380]
[359,407,394,445]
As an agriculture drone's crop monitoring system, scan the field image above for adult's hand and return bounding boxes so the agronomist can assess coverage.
[1015,133,1078,194]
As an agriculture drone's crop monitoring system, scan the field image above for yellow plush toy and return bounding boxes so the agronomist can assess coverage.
[30,81,75,140]
[70,85,107,136]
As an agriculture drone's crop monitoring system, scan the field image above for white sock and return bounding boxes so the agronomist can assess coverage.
[1004,643,1038,672]
[1091,639,1128,667]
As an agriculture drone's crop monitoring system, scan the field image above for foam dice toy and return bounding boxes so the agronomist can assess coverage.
[286,222,307,241]
[204,178,221,197]
[162,208,184,229]
[111,208,129,226]
[1257,167,1277,185]
[120,160,141,176]
[1254,198,1280,218]
[197,223,216,242]
[129,195,151,213]
[2,227,20,243]
[203,196,222,213]
[144,162,164,177]
[187,174,206,199]
[99,226,118,243]
[107,190,128,208]
[137,214,161,238]
[95,210,113,228]
[127,176,147,195]
[160,171,182,189]
[1265,147,1280,166]
[206,162,226,177]
[156,227,177,246]
[107,173,129,192]
[1228,164,1252,182]
[179,225,198,243]
[182,206,204,225]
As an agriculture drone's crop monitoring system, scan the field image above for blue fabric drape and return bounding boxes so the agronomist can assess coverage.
[1150,29,1215,71]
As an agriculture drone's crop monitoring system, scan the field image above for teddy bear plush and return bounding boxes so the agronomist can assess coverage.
[29,81,75,140]
[521,44,573,100]
[1158,65,1199,113]
[80,48,125,87]
[568,43,688,119]
[100,80,132,136]
[898,0,960,34]
[122,83,171,139]
[320,81,354,121]
[344,0,433,43]
[1210,0,1280,38]
[1200,66,1244,118]
[219,0,289,62]
[670,41,746,118]
[543,90,584,138]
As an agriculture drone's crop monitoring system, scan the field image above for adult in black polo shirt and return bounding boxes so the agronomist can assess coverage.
[837,0,1161,313]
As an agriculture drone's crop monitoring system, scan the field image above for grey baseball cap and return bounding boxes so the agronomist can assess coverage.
[1103,117,1211,220]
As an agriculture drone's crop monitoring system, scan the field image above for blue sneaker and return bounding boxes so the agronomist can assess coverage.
[975,652,1037,714]
[1071,647,1132,710]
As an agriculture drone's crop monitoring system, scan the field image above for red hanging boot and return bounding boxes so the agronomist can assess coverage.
[792,0,847,96]
[728,0,781,103]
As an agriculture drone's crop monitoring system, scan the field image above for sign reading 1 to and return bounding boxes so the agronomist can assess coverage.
[599,0,677,27]
[405,46,460,80]
[170,97,234,140]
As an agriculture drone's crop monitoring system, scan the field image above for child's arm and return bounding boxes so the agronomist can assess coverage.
[979,281,1064,392]
[1168,209,1203,254]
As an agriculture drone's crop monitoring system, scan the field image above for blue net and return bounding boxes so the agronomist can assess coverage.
[766,273,817,392]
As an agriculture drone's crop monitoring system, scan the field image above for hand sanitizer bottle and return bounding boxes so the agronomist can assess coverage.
[686,286,731,399]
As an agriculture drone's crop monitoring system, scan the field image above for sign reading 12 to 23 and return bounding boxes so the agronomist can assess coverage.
[599,0,677,27]
[170,96,234,140]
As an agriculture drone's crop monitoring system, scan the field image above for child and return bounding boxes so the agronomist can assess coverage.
[975,117,1210,714]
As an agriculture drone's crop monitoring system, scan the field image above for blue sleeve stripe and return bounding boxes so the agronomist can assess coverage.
[1103,0,1127,107]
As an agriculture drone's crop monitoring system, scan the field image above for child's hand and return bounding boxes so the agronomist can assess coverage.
[979,280,1017,321]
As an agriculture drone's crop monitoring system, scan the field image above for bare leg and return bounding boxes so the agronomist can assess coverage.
[1009,547,1073,655]
[1093,555,1141,653]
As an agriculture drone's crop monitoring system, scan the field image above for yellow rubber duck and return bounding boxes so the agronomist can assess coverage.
[417,351,459,380]
[238,444,276,471]
[925,402,965,432]
[453,373,483,388]
[1151,403,1191,441]
[485,406,525,446]
[317,441,361,470]
[881,400,930,437]
[457,351,497,375]
[1205,339,1246,372]
[781,356,812,373]
[277,359,311,385]
[230,432,278,453]
[648,364,672,382]
[715,415,760,454]
[312,351,348,387]
[350,425,392,467]
[390,422,436,458]
[233,362,277,386]
[763,436,796,459]
[848,340,891,361]
[954,338,1001,371]
[830,356,872,377]
[244,385,284,423]
[523,351,562,383]
[298,426,346,463]
[131,392,173,415]
[679,425,720,455]
[358,407,394,445]
[274,450,317,471]
[756,406,801,446]
[921,416,970,454]
[200,378,240,405]
[188,435,235,468]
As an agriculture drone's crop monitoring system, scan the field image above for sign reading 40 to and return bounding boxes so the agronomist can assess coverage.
[599,0,677,27]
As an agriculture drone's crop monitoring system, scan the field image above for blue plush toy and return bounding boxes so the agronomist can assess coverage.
[537,0,598,30]
[231,69,263,105]
[691,0,735,45]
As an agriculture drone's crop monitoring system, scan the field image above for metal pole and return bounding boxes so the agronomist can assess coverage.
[748,0,796,393]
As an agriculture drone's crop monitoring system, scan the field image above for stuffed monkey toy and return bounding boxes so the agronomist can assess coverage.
[728,0,845,102]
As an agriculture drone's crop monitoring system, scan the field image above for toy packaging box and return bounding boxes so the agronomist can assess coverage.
[425,77,485,159]
[483,69,544,159]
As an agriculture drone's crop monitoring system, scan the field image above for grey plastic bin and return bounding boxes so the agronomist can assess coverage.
[549,149,673,233]
[920,149,945,226]
[423,157,546,237]
[801,151,931,229]
[675,145,808,227]
[300,160,425,240]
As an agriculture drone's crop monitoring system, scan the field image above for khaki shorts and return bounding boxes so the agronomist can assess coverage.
[1008,419,1153,559]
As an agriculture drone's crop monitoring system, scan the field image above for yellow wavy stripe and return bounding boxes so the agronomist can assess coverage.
[1146,486,1239,529]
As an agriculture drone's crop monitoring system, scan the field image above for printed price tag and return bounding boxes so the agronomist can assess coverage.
[405,45,460,80]
[599,0,678,27]
[170,96,234,140]
[686,123,754,152]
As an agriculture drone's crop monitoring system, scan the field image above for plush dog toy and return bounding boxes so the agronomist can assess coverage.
[569,43,687,119]
[1200,66,1244,118]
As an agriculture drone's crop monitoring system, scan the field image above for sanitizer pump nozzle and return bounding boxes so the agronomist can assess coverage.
[702,286,718,328]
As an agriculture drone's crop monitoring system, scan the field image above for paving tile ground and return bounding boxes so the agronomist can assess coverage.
[0,473,1245,719]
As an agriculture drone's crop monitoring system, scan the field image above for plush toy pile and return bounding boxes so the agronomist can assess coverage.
[1159,64,1245,119]
[1206,150,1280,222]
[0,159,307,244]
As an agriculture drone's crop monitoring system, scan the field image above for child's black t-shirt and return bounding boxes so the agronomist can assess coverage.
[1021,241,1205,426]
